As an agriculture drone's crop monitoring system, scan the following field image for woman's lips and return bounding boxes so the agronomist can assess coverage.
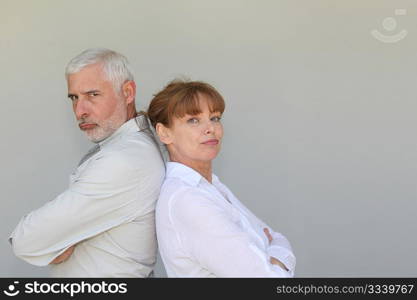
[202,139,219,145]
[79,123,97,130]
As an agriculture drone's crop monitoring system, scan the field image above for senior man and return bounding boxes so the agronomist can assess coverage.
[9,48,165,277]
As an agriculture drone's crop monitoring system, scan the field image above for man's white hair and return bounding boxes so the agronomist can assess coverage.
[65,48,134,93]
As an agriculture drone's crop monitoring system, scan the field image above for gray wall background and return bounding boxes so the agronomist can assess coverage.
[1,0,416,277]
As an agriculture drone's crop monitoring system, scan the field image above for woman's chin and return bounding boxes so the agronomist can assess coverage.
[205,153,219,162]
[194,152,219,163]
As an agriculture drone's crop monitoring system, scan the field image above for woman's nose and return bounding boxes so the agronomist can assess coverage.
[204,121,215,135]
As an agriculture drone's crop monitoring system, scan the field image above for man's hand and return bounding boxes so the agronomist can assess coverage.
[263,228,289,271]
[50,245,75,264]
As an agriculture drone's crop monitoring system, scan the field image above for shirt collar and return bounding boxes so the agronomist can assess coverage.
[166,162,219,186]
[98,114,149,148]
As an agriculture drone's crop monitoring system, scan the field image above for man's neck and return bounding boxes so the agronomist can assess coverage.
[126,106,137,121]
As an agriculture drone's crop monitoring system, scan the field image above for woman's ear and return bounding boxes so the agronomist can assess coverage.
[156,123,172,145]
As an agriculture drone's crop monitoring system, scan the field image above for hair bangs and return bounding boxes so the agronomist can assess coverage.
[170,91,225,123]
[148,79,226,128]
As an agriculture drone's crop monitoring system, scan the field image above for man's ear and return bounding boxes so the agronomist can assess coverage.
[156,123,172,145]
[121,80,136,105]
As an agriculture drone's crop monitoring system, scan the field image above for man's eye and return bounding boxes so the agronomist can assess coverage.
[89,93,99,97]
[68,95,77,101]
[187,118,199,124]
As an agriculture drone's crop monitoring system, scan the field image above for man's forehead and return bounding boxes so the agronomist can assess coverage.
[67,66,110,91]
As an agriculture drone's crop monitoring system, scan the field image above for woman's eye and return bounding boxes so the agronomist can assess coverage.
[187,118,199,124]
[211,116,221,122]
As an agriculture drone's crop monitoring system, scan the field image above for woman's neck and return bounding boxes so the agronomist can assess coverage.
[170,157,212,183]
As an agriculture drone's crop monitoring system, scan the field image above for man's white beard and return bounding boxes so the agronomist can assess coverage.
[83,100,127,143]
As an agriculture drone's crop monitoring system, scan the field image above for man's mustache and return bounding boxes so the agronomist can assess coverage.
[78,119,97,125]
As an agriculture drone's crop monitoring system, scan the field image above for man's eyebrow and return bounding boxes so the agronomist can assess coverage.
[67,90,101,98]
[83,90,100,94]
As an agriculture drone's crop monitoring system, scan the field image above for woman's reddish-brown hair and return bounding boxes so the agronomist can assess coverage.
[147,79,225,128]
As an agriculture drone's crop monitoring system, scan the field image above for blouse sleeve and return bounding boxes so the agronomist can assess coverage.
[168,188,292,277]
[217,181,296,275]
[241,208,296,275]
[266,230,296,276]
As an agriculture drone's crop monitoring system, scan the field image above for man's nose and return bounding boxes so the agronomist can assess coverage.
[74,98,89,120]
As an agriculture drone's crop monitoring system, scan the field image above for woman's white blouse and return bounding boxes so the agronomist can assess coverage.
[156,162,296,277]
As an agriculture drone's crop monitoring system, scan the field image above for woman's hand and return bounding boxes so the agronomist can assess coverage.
[50,245,75,264]
[263,228,289,271]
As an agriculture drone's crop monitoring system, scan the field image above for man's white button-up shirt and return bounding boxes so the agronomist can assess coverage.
[10,115,165,277]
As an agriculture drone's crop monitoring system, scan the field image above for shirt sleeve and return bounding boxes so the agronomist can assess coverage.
[241,207,296,275]
[217,181,296,275]
[266,230,296,276]
[9,149,164,266]
[169,188,292,277]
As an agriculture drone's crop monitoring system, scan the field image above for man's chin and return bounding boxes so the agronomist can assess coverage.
[84,129,107,143]
[84,127,117,143]
[87,136,105,143]
[81,116,125,143]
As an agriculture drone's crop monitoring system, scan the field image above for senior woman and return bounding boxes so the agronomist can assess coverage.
[147,80,296,277]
